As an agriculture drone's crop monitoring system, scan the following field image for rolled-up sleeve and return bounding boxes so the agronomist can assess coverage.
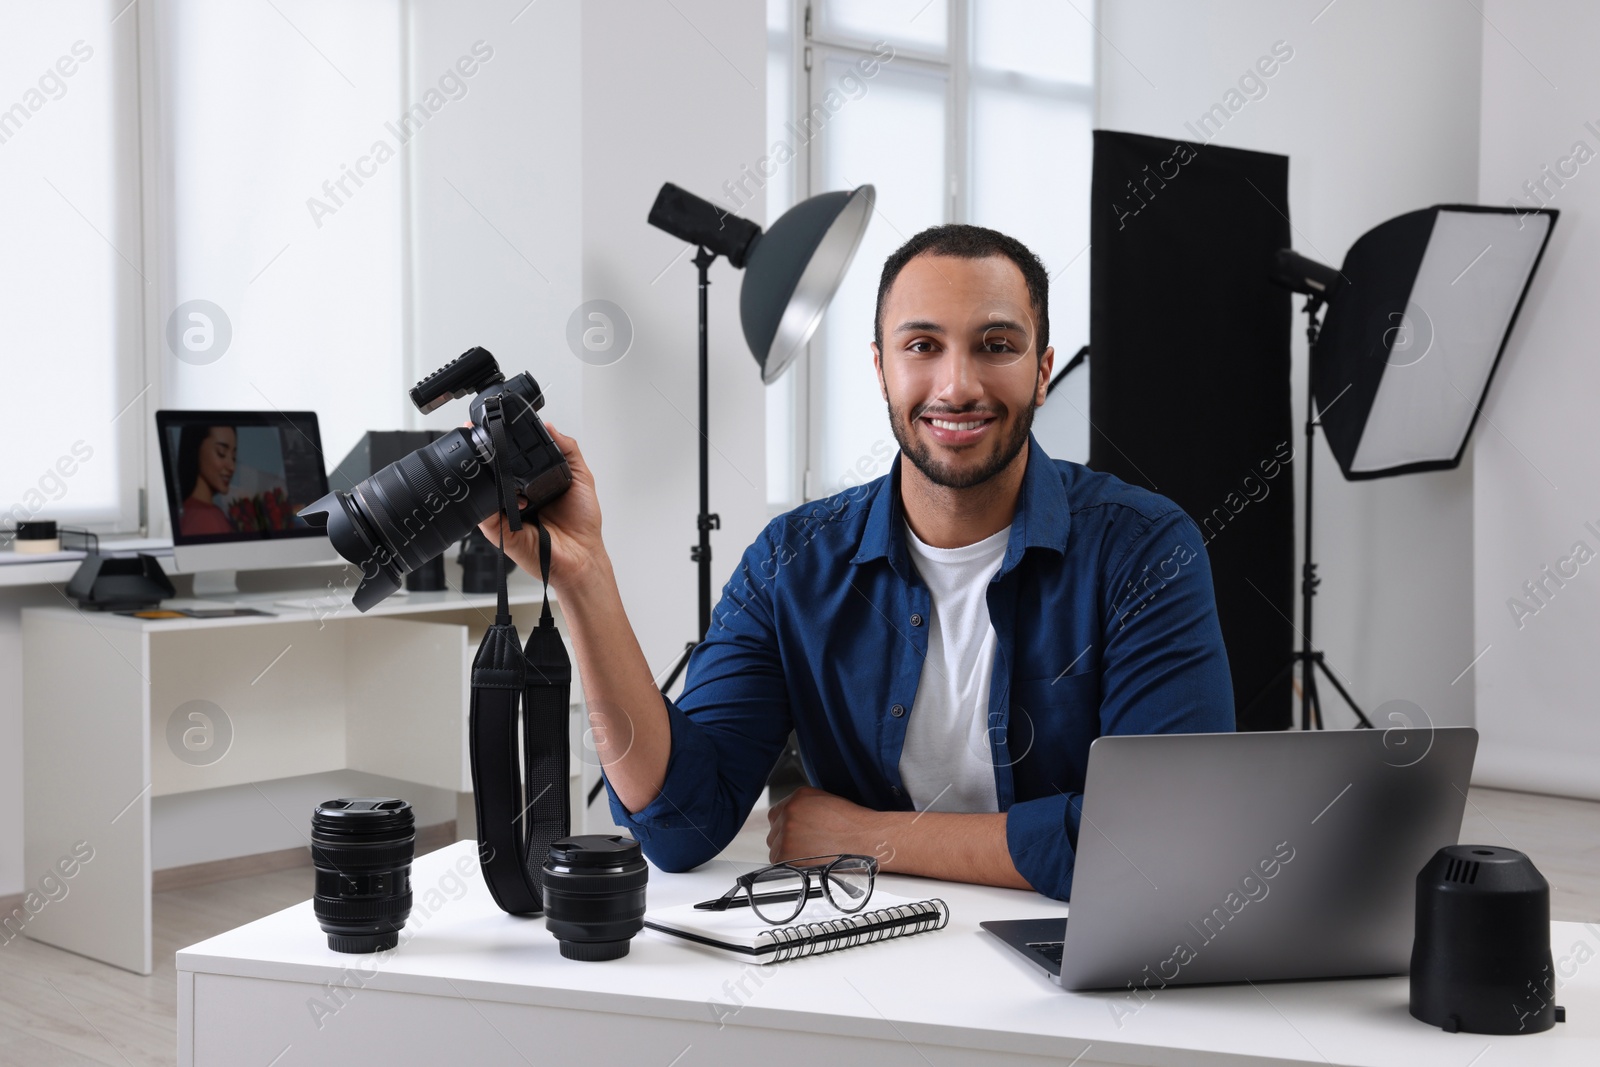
[1004,507,1235,901]
[1005,792,1081,899]
[605,526,794,872]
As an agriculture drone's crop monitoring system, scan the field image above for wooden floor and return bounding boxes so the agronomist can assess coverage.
[1,787,1597,1066]
[0,864,311,1066]
[1457,786,1600,924]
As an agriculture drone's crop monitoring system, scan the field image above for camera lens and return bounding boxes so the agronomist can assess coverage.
[305,429,503,611]
[359,430,502,572]
[541,835,648,961]
[298,361,571,613]
[311,798,415,953]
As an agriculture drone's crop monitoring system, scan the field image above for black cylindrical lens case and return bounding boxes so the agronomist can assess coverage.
[406,553,447,592]
[1411,844,1561,1034]
[458,531,500,595]
[311,798,415,953]
[542,835,648,961]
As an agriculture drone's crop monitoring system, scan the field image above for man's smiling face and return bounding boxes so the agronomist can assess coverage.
[873,253,1054,490]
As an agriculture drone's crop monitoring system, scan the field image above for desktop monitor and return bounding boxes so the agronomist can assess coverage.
[155,410,339,583]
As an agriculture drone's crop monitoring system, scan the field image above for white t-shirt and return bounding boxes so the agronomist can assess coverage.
[897,519,1010,813]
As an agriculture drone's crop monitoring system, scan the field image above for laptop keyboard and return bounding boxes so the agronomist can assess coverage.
[1027,941,1065,966]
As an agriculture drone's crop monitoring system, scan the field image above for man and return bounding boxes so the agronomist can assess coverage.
[483,224,1234,902]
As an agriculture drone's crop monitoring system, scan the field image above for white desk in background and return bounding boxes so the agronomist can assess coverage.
[0,536,173,588]
[22,586,586,975]
[176,839,1599,1067]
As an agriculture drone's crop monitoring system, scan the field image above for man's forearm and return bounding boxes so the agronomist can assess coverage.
[865,810,1034,891]
[557,551,672,813]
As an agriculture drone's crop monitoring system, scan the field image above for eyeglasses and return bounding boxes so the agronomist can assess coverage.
[695,854,878,925]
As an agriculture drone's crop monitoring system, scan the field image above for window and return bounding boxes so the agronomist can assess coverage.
[156,0,405,493]
[0,2,143,530]
[765,0,800,506]
[1,1,408,537]
[765,0,1096,510]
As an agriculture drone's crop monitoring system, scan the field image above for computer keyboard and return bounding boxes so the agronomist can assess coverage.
[1027,940,1065,966]
[271,591,377,609]
[272,594,354,611]
[272,587,412,611]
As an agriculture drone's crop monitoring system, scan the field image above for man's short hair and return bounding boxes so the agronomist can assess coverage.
[874,224,1050,360]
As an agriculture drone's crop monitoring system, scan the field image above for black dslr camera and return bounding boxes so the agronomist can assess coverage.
[301,348,571,610]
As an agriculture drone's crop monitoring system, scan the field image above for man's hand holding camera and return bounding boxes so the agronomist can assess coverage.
[477,421,606,598]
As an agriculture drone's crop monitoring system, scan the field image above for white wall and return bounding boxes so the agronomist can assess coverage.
[578,0,769,707]
[1097,0,1484,732]
[407,0,584,437]
[1474,0,1600,797]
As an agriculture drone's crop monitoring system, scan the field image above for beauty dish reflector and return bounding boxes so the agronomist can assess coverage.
[648,181,874,386]
[741,184,876,384]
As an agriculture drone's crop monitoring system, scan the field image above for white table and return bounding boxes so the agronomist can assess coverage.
[177,840,1599,1066]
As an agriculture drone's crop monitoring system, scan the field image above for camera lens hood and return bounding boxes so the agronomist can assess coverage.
[299,490,403,611]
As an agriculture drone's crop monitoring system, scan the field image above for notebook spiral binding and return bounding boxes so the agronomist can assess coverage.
[758,898,951,963]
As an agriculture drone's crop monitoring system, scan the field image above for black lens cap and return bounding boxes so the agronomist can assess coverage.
[547,835,642,869]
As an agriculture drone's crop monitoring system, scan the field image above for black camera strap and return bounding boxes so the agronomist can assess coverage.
[469,397,571,916]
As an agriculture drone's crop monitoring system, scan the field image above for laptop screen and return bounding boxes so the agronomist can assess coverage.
[155,410,329,545]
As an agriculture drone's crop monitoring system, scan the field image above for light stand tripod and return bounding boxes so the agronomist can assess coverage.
[1241,295,1373,731]
[585,247,718,808]
[659,245,721,694]
[583,180,874,810]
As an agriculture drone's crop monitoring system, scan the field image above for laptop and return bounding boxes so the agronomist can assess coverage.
[982,726,1477,991]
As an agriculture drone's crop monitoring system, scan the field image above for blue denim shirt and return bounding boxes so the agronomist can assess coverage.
[606,435,1235,900]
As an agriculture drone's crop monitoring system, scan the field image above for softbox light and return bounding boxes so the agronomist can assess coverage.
[1309,205,1557,480]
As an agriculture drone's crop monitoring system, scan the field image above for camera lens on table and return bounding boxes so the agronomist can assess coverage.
[311,798,415,953]
[541,835,648,961]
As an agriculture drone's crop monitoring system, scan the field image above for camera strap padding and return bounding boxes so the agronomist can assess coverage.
[469,397,571,916]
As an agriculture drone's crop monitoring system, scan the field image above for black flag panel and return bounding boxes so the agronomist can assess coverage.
[1089,129,1294,731]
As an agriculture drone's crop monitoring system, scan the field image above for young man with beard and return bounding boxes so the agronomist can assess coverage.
[483,225,1234,901]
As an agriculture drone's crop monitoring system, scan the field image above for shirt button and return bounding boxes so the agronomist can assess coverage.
[891,786,902,797]
[910,613,923,627]
[890,703,905,717]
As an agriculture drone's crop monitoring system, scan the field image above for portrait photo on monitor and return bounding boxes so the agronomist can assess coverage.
[155,411,329,545]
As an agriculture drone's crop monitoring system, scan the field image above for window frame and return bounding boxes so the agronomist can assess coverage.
[130,0,408,541]
[0,3,149,535]
[801,36,953,505]
[771,0,1098,510]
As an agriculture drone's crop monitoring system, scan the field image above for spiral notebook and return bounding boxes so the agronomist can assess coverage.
[644,890,950,963]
